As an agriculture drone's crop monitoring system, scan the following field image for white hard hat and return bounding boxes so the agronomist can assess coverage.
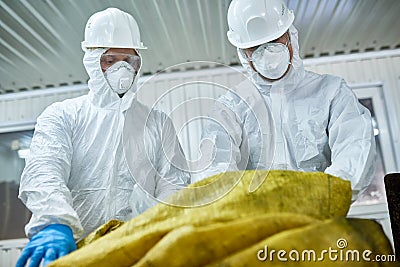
[81,8,147,50]
[227,0,295,49]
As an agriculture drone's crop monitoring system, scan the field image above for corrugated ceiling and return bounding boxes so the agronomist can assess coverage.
[0,0,400,94]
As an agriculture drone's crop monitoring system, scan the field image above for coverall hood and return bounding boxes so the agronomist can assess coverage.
[83,48,138,109]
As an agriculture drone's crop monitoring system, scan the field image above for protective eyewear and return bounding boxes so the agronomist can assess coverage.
[240,33,291,62]
[100,53,142,71]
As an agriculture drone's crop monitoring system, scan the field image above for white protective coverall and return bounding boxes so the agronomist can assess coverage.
[198,26,375,200]
[19,48,190,240]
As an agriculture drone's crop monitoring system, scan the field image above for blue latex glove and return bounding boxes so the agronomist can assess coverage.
[16,224,76,267]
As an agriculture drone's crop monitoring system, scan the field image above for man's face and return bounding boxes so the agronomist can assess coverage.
[242,32,293,81]
[100,48,141,73]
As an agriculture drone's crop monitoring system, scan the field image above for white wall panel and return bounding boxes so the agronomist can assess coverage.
[0,238,27,267]
[0,85,88,132]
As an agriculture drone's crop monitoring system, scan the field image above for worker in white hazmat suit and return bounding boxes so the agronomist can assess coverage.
[17,8,189,267]
[197,0,375,199]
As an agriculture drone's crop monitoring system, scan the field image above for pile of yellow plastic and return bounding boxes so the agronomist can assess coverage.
[49,170,395,267]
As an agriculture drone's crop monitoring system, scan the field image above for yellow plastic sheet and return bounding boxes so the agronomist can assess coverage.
[49,170,395,267]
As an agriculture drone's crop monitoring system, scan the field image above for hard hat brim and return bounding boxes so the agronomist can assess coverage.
[81,41,148,51]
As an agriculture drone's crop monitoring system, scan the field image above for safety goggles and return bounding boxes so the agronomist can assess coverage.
[240,33,291,62]
[100,53,142,72]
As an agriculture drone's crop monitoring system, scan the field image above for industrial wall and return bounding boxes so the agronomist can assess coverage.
[1,50,399,138]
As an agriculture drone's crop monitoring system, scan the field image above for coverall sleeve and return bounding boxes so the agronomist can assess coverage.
[193,95,244,182]
[324,80,376,200]
[154,113,190,200]
[18,103,83,239]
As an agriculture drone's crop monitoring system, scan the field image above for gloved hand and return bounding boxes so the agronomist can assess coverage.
[16,224,76,267]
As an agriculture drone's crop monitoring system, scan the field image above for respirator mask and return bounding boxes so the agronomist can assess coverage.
[240,34,291,80]
[101,52,142,94]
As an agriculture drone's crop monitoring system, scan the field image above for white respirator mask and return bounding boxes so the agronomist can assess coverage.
[241,38,291,80]
[104,61,136,94]
[253,44,291,79]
